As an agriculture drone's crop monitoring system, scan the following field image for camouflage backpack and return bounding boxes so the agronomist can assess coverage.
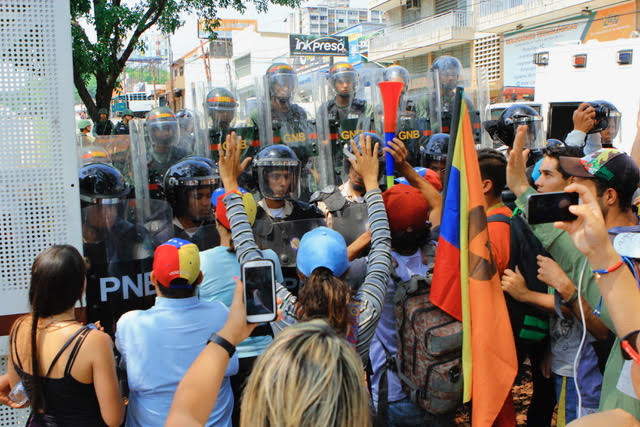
[378,244,463,416]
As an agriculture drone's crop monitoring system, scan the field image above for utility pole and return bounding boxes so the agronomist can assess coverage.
[168,35,175,110]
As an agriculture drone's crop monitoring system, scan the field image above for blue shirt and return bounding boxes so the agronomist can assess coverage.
[115,296,238,427]
[199,246,283,358]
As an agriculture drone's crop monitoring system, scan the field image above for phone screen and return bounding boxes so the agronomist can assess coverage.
[244,265,275,317]
[527,191,579,225]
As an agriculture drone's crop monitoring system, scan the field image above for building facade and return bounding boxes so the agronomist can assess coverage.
[289,1,385,35]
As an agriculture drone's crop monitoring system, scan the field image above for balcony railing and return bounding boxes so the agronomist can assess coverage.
[475,0,592,31]
[369,9,473,58]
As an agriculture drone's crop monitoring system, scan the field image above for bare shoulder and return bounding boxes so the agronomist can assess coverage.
[83,328,114,358]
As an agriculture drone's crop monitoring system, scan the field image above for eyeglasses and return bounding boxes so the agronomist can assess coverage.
[621,330,640,365]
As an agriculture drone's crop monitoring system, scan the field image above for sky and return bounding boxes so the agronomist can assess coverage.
[170,0,368,59]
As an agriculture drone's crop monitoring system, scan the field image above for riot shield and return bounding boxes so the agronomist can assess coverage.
[329,202,368,246]
[192,82,261,164]
[314,66,381,185]
[129,114,192,201]
[76,134,112,169]
[253,72,322,200]
[82,199,173,336]
[252,217,326,293]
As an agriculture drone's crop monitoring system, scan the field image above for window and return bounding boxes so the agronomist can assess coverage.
[235,54,251,79]
[179,66,184,76]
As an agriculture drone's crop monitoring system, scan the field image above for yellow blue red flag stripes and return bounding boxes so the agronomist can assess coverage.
[430,89,517,426]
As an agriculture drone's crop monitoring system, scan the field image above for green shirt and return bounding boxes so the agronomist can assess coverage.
[516,187,639,415]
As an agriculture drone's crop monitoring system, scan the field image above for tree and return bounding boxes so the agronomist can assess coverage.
[71,0,299,121]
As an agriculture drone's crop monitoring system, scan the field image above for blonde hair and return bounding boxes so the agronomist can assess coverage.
[240,320,371,427]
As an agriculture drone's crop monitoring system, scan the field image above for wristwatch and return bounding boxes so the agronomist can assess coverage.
[560,289,579,307]
[207,333,236,358]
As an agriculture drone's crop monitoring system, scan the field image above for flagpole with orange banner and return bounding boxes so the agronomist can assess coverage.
[430,87,517,427]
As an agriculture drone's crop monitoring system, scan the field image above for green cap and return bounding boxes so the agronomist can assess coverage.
[78,119,92,130]
[98,108,109,115]
[123,109,134,117]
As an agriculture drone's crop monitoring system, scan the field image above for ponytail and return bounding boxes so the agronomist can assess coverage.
[297,267,351,335]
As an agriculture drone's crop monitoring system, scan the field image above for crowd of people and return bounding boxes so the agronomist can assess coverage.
[1,55,640,427]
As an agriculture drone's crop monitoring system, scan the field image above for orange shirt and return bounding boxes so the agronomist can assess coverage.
[487,203,512,276]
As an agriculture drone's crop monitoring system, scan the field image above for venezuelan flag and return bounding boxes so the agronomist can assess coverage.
[430,89,517,426]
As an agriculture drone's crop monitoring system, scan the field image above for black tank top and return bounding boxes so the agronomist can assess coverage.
[11,321,108,427]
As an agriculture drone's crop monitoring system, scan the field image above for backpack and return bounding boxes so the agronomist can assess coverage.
[488,211,550,345]
[377,244,463,418]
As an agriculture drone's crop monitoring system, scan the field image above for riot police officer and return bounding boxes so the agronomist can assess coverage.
[420,133,449,185]
[483,104,544,149]
[252,144,325,293]
[431,55,464,126]
[324,62,369,122]
[384,64,429,165]
[93,108,114,136]
[79,162,159,335]
[256,63,307,125]
[112,109,134,135]
[146,107,189,198]
[164,158,220,251]
[311,132,382,245]
[205,87,238,158]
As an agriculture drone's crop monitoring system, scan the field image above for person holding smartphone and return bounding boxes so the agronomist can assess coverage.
[218,132,392,361]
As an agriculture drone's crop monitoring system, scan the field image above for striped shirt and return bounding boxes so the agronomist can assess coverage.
[223,189,392,361]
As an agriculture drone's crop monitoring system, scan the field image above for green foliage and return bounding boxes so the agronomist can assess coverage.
[125,66,170,85]
[71,0,300,120]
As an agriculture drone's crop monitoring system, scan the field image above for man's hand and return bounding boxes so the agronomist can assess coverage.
[537,255,573,300]
[384,137,411,177]
[501,267,530,302]
[506,125,531,197]
[219,132,251,193]
[553,183,614,267]
[348,135,380,191]
[573,103,596,134]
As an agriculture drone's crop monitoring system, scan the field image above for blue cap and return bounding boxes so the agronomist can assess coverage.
[297,227,349,277]
[531,158,543,183]
[394,166,427,184]
[211,186,248,207]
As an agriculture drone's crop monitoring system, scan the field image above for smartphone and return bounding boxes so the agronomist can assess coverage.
[241,259,277,323]
[527,191,579,225]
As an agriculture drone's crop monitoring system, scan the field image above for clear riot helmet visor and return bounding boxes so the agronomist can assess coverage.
[511,116,544,149]
[177,116,194,133]
[207,105,236,131]
[603,111,621,142]
[270,74,298,99]
[149,120,179,147]
[332,71,357,96]
[258,163,300,201]
[174,178,217,222]
[81,198,124,231]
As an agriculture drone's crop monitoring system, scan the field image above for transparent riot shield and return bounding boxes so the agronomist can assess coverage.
[76,134,113,169]
[314,67,381,185]
[254,72,323,201]
[329,202,368,246]
[252,217,326,294]
[430,66,489,145]
[82,198,173,336]
[129,114,193,201]
[192,82,261,167]
[176,109,209,157]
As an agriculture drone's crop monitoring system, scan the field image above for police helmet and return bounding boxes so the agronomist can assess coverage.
[342,132,384,177]
[266,63,297,101]
[328,62,358,97]
[176,109,195,132]
[146,107,179,147]
[78,163,129,205]
[383,65,410,87]
[431,56,463,90]
[591,100,621,141]
[163,159,217,218]
[483,104,543,149]
[253,144,301,201]
[420,133,449,166]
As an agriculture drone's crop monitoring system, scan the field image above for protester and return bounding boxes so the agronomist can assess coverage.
[115,238,237,426]
[557,182,640,425]
[219,132,391,361]
[507,124,640,417]
[6,245,124,426]
[166,278,370,427]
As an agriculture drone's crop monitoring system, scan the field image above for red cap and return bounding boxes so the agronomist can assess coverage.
[423,168,443,192]
[382,184,429,233]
